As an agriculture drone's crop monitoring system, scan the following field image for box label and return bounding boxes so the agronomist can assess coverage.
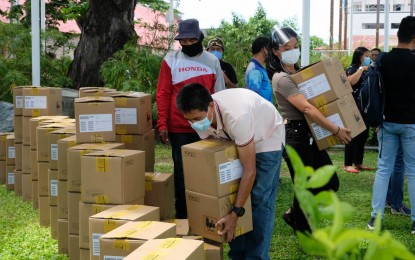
[103,256,124,260]
[8,147,15,159]
[24,96,47,109]
[92,233,102,256]
[50,180,58,196]
[298,74,331,100]
[218,159,243,184]
[8,172,14,185]
[310,113,344,140]
[79,114,113,133]
[115,108,137,125]
[15,96,23,108]
[51,144,58,161]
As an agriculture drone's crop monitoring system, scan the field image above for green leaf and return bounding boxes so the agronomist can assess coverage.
[305,165,336,189]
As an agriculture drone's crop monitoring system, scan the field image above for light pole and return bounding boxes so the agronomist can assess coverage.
[167,0,174,50]
[301,0,310,66]
[31,0,41,86]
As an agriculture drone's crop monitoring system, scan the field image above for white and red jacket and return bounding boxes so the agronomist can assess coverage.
[156,50,225,133]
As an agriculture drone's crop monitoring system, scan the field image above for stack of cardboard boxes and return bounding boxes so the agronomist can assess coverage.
[0,133,11,185]
[5,134,15,192]
[290,57,367,150]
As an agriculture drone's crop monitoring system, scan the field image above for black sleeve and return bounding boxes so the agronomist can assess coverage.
[221,61,238,84]
[346,66,358,76]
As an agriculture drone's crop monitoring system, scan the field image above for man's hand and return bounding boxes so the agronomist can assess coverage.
[158,129,170,145]
[335,127,352,145]
[216,212,238,242]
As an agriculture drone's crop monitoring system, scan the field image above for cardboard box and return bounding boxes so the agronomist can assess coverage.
[30,150,38,180]
[79,202,115,249]
[68,192,81,235]
[89,205,160,260]
[80,248,90,260]
[99,221,176,259]
[14,116,23,143]
[111,92,152,135]
[145,172,175,220]
[6,165,15,190]
[49,127,76,170]
[305,94,367,150]
[22,116,31,145]
[30,116,68,149]
[69,235,80,260]
[23,87,62,117]
[79,87,105,98]
[15,143,22,171]
[22,173,32,202]
[81,149,145,205]
[13,86,24,116]
[124,238,204,260]
[67,142,125,192]
[49,169,58,206]
[22,145,31,173]
[32,180,39,209]
[290,57,353,108]
[57,135,77,180]
[38,162,49,196]
[74,97,116,143]
[14,170,22,197]
[39,196,50,227]
[204,240,224,260]
[0,132,11,161]
[58,219,69,255]
[172,219,189,237]
[37,123,72,162]
[6,134,15,165]
[182,139,241,197]
[57,180,68,219]
[186,190,253,242]
[116,129,155,172]
[0,160,6,184]
[50,205,58,239]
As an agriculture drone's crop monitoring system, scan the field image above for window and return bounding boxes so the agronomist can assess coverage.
[353,4,362,12]
[393,4,402,11]
[362,23,385,29]
[365,4,385,11]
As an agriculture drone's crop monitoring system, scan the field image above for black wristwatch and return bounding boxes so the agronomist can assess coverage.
[230,206,245,217]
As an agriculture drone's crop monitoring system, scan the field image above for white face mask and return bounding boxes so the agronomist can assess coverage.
[280,48,300,65]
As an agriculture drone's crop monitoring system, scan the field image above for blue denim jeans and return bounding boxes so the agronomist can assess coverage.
[371,122,415,222]
[386,143,405,209]
[228,149,283,260]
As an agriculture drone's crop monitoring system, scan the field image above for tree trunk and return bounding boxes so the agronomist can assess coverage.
[68,0,137,89]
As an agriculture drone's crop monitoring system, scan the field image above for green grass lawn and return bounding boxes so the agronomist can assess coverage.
[1,144,414,259]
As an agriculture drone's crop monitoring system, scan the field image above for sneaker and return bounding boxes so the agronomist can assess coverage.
[385,201,391,209]
[412,222,415,235]
[368,218,376,231]
[391,205,411,216]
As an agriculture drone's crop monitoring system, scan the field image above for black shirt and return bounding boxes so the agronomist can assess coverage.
[381,48,415,123]
[220,60,238,85]
[346,65,367,101]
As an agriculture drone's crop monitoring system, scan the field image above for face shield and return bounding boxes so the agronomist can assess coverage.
[271,25,301,47]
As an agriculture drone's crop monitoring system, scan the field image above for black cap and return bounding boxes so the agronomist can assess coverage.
[175,19,202,40]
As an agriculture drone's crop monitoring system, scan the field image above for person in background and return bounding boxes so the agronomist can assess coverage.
[343,47,375,174]
[156,18,225,218]
[371,47,381,63]
[176,83,285,259]
[267,26,351,233]
[206,37,238,88]
[368,16,415,233]
[245,37,273,102]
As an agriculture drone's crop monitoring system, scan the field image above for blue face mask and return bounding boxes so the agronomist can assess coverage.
[190,109,212,132]
[210,50,223,60]
[362,56,371,66]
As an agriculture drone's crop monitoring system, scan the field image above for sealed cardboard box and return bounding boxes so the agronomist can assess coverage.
[32,180,39,209]
[291,57,353,108]
[49,127,76,170]
[89,205,159,260]
[14,170,22,197]
[145,172,175,220]
[57,135,77,180]
[57,180,68,219]
[23,87,62,117]
[124,238,204,260]
[30,150,38,180]
[111,92,152,135]
[182,139,242,197]
[173,219,189,237]
[116,129,155,172]
[58,219,69,255]
[22,116,31,145]
[79,202,114,249]
[100,221,176,259]
[49,169,58,206]
[0,160,6,184]
[0,132,10,161]
[22,173,32,201]
[13,86,24,116]
[67,142,124,192]
[6,165,15,190]
[305,94,367,150]
[22,145,31,172]
[39,196,50,227]
[80,248,90,260]
[186,190,253,242]
[50,205,58,239]
[81,149,145,204]
[15,143,22,171]
[74,97,116,143]
[6,134,15,165]
[38,162,49,196]
[14,116,23,144]
[68,192,81,235]
[37,123,72,162]
[79,87,106,98]
[69,235,80,260]
[30,116,68,149]
[204,240,224,260]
